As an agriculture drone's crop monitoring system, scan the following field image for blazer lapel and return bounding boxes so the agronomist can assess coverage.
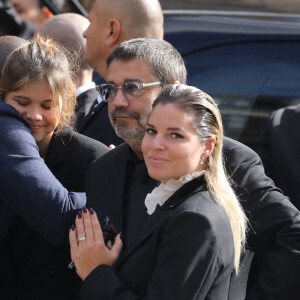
[76,101,107,132]
[98,144,133,234]
[117,176,207,268]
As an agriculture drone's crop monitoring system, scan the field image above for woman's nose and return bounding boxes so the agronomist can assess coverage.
[151,135,165,150]
[26,109,42,121]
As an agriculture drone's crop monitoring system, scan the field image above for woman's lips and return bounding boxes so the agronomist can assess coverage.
[147,155,169,163]
[29,124,44,130]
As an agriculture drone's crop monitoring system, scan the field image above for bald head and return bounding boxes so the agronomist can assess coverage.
[38,13,91,85]
[0,35,27,78]
[84,0,163,77]
[104,0,163,39]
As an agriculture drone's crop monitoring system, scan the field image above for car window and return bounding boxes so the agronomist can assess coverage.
[164,15,300,149]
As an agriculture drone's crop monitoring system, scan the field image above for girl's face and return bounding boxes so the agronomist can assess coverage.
[142,103,214,184]
[4,80,59,149]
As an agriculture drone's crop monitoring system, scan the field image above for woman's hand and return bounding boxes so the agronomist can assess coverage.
[69,208,122,281]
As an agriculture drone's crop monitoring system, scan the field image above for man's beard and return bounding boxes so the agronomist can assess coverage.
[109,107,149,140]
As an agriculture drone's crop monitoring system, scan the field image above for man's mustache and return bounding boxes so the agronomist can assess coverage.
[110,107,140,120]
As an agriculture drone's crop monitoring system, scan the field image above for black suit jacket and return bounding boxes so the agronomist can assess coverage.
[75,88,124,147]
[82,176,234,299]
[86,139,300,299]
[75,88,98,123]
[256,104,300,210]
[7,127,109,300]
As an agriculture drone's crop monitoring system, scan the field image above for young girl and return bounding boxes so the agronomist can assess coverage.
[0,35,108,300]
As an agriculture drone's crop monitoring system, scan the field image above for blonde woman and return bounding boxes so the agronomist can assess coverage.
[70,84,247,300]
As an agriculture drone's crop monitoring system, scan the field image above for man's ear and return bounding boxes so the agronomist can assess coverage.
[105,19,121,47]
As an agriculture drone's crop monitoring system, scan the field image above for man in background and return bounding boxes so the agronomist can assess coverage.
[75,0,163,146]
[38,13,96,120]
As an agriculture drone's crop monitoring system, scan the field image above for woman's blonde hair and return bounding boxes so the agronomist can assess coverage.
[0,34,76,132]
[153,84,247,272]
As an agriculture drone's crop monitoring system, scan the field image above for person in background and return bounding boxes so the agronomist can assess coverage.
[0,5,36,37]
[12,0,54,25]
[37,13,104,126]
[0,34,108,299]
[85,37,300,300]
[75,0,163,146]
[256,104,300,210]
[0,35,26,68]
[70,84,248,299]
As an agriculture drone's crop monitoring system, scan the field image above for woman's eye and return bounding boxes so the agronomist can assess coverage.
[42,105,52,110]
[16,100,27,106]
[170,133,184,139]
[146,128,156,135]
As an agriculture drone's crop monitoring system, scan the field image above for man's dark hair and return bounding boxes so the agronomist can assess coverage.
[106,37,187,85]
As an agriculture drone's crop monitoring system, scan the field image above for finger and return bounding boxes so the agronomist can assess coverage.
[89,208,104,243]
[75,211,86,243]
[69,225,78,257]
[111,234,123,258]
[109,144,115,149]
[82,207,94,242]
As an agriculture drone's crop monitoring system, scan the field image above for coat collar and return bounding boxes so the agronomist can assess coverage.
[45,127,73,167]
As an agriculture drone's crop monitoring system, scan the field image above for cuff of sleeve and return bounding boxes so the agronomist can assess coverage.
[79,265,121,299]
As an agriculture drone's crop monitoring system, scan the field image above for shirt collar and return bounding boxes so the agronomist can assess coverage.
[144,171,206,215]
[76,82,96,97]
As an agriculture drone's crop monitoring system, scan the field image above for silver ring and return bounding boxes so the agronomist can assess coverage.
[77,236,86,242]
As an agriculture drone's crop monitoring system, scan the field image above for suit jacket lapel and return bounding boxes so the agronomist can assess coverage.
[98,144,133,234]
[76,101,107,132]
[117,176,207,268]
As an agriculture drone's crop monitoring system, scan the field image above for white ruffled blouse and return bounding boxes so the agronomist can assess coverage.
[144,171,206,215]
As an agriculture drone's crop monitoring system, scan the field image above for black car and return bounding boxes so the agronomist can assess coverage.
[164,10,300,149]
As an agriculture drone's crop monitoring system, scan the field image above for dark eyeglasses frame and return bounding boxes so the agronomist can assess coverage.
[96,81,161,102]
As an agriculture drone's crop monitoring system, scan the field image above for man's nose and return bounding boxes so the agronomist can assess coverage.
[112,88,129,107]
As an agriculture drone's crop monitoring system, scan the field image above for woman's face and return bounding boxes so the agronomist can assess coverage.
[142,103,212,184]
[4,80,59,146]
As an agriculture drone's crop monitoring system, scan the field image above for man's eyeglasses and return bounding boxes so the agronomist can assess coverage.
[96,81,161,102]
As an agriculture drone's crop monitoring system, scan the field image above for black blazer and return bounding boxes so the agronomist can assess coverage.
[82,176,234,299]
[256,104,300,210]
[75,88,124,147]
[75,88,98,123]
[7,127,109,300]
[86,139,300,299]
